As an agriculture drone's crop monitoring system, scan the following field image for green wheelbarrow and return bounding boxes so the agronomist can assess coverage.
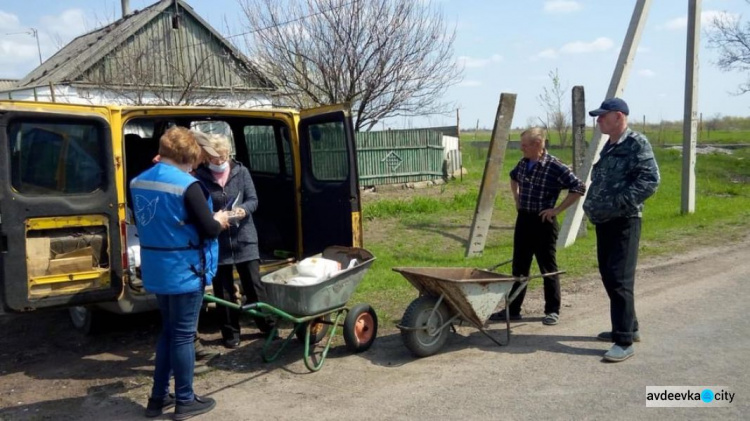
[203,246,378,372]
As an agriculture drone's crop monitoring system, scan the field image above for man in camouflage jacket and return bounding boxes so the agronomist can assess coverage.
[584,98,660,363]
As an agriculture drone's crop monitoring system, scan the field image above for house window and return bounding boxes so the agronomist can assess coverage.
[8,121,105,195]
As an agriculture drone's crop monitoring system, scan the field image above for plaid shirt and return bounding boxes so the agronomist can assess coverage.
[510,151,586,213]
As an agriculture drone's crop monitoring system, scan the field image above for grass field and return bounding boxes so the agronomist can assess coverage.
[464,126,750,147]
[351,133,750,327]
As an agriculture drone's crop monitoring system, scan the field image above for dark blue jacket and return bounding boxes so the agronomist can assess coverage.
[584,129,660,224]
[194,160,259,264]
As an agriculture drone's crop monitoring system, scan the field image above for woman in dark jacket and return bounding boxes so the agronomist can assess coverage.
[194,133,270,348]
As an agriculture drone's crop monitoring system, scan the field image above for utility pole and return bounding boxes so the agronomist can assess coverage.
[557,0,652,248]
[682,0,701,214]
[465,93,516,257]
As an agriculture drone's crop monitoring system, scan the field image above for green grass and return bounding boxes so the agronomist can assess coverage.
[353,142,750,328]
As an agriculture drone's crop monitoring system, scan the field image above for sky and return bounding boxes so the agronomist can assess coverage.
[1,0,748,130]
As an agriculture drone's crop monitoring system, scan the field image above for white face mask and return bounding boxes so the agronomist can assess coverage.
[209,161,229,172]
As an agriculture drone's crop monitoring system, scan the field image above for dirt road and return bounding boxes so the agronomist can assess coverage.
[1,236,748,420]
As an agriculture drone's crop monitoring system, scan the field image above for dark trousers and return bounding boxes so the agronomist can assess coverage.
[507,211,561,315]
[213,259,269,340]
[595,217,641,347]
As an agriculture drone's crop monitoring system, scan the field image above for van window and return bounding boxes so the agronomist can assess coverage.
[8,121,105,195]
[244,124,287,174]
[308,121,348,181]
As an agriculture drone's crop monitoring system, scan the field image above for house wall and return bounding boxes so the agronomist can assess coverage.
[0,85,272,108]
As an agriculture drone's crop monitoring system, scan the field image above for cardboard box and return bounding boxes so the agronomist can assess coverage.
[47,256,94,275]
[27,237,51,277]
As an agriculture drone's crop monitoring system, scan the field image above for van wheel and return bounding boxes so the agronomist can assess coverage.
[68,306,104,335]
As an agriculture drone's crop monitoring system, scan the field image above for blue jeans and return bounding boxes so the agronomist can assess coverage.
[151,289,204,403]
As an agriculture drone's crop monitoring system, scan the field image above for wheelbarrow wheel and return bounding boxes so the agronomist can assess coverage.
[295,314,332,345]
[400,296,451,358]
[343,304,378,353]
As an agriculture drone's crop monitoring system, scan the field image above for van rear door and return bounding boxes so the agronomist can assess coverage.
[298,105,362,256]
[0,103,122,313]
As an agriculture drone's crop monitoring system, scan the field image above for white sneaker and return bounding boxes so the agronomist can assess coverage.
[603,344,634,362]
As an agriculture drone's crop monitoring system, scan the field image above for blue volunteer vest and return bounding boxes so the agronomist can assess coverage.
[130,163,218,294]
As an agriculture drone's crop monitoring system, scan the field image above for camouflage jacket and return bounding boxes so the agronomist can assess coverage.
[583,129,660,224]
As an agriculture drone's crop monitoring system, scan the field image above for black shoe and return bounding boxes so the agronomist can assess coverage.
[145,393,175,417]
[174,395,216,421]
[489,310,522,322]
[194,341,219,361]
[223,337,240,349]
[195,347,219,362]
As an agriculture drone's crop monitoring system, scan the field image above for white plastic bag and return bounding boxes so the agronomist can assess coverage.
[286,275,325,286]
[296,257,341,279]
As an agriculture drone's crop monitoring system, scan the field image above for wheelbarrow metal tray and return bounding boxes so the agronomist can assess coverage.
[392,267,517,326]
[262,246,375,316]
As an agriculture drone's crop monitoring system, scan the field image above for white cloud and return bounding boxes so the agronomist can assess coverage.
[543,0,582,14]
[560,37,613,53]
[39,9,89,40]
[458,80,482,87]
[663,10,738,30]
[638,69,656,78]
[0,10,21,30]
[637,46,651,54]
[457,54,502,68]
[530,49,558,60]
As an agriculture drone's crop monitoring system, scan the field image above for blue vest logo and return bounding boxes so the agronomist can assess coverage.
[134,195,159,226]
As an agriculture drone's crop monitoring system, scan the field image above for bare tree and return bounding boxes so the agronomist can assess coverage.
[707,2,750,95]
[239,0,462,131]
[537,68,570,147]
[704,112,723,140]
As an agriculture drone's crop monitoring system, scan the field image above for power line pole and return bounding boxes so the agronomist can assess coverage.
[681,0,701,214]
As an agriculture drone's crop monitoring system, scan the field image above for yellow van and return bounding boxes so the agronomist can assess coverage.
[0,100,363,332]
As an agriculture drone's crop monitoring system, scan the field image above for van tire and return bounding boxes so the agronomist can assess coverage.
[68,306,104,335]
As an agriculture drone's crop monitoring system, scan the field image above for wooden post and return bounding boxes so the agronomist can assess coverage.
[571,86,587,238]
[49,82,56,102]
[457,108,463,182]
[558,0,652,248]
[682,0,700,214]
[473,119,480,158]
[465,93,516,257]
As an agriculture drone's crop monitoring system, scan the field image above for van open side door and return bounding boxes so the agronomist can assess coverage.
[298,105,362,257]
[0,103,123,313]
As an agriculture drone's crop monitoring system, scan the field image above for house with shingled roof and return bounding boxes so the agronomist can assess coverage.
[0,0,275,107]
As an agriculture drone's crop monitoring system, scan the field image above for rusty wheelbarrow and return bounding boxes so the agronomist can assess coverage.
[393,261,563,358]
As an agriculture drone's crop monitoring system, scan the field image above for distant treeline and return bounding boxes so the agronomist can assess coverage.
[461,115,750,146]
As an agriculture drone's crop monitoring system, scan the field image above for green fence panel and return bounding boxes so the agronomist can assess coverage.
[356,129,444,187]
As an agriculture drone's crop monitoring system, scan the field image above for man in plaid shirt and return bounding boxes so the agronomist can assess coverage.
[490,127,586,326]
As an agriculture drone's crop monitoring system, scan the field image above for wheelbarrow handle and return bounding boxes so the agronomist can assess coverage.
[486,259,513,272]
[520,270,567,281]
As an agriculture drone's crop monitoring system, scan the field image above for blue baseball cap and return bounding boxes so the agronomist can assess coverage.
[589,97,629,116]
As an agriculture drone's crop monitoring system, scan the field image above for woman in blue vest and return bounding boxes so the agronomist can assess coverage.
[193,133,272,348]
[131,127,229,420]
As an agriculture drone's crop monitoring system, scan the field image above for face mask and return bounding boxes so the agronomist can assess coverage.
[209,161,229,172]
